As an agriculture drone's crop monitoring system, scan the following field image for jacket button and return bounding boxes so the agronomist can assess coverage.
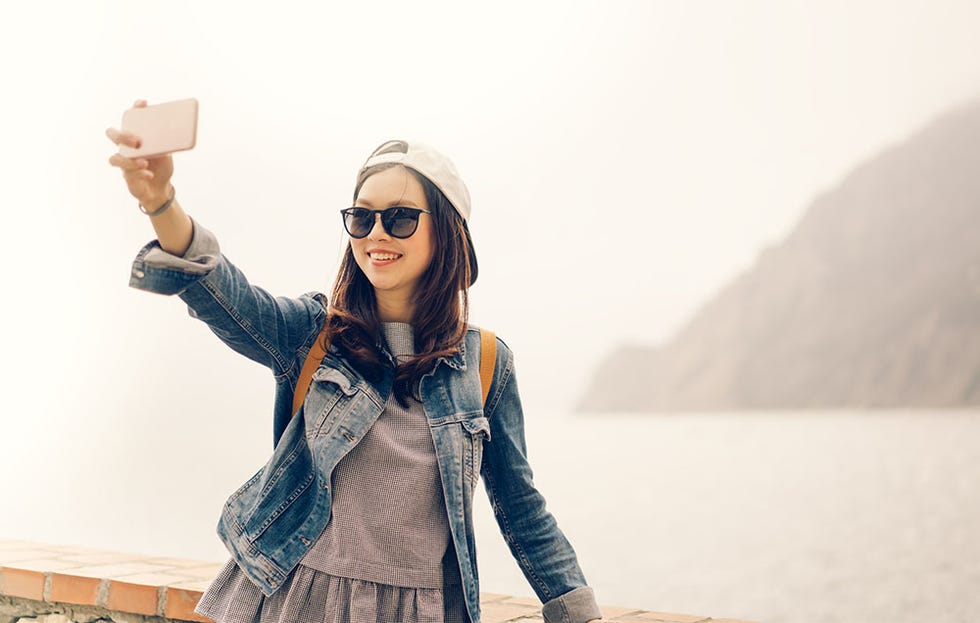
[133,269,145,279]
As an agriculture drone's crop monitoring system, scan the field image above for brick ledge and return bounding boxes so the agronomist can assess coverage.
[0,538,762,623]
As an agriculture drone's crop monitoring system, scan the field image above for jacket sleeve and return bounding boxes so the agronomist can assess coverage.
[480,344,603,623]
[128,216,323,376]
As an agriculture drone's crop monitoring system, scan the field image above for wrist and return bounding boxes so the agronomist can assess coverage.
[139,184,176,217]
[138,184,174,211]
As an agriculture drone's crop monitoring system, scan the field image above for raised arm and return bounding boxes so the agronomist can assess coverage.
[481,343,603,623]
[107,99,324,375]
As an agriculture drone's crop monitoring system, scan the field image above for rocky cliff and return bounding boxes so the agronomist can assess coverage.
[578,99,980,411]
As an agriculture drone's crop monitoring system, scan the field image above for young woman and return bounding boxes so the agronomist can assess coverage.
[106,99,602,623]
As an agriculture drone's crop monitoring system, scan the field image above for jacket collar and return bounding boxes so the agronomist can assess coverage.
[440,338,467,371]
[376,331,468,371]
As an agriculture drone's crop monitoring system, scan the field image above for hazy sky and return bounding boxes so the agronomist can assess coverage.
[1,0,979,550]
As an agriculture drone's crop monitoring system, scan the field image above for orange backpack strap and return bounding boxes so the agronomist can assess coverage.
[479,327,496,407]
[292,320,331,417]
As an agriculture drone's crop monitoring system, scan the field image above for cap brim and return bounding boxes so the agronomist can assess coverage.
[463,222,478,287]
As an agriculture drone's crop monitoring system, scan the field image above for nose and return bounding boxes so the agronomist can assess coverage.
[367,212,390,240]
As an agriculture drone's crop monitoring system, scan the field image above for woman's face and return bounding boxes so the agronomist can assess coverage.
[351,166,435,308]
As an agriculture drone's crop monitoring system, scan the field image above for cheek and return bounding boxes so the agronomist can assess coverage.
[349,242,367,268]
[417,231,436,267]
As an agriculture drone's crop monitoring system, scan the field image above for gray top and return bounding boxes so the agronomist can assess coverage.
[299,321,461,589]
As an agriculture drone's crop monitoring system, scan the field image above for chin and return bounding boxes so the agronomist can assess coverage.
[367,276,401,292]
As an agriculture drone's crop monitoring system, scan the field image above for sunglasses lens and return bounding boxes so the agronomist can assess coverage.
[384,207,420,238]
[343,208,374,238]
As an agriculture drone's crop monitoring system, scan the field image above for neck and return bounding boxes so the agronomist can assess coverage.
[375,290,415,323]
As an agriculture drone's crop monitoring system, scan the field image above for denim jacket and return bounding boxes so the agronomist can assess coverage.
[127,217,602,623]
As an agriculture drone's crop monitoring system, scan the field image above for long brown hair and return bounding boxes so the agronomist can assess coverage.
[322,163,473,407]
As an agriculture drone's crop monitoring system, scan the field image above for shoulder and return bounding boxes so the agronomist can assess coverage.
[297,290,330,332]
[300,291,329,316]
[293,290,329,350]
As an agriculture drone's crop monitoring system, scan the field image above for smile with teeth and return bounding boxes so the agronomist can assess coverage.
[369,252,402,261]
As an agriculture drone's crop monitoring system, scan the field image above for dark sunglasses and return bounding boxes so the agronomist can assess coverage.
[340,206,431,239]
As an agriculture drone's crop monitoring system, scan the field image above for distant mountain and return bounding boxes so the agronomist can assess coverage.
[578,99,980,412]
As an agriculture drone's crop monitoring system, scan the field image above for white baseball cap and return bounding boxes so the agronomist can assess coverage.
[357,140,478,286]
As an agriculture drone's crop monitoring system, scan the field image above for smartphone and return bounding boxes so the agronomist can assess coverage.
[118,98,198,159]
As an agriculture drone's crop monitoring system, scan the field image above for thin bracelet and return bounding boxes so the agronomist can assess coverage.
[139,185,176,217]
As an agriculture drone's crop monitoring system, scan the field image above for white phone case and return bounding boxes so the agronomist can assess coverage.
[119,98,198,159]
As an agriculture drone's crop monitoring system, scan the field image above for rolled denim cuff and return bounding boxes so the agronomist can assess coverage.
[541,586,602,623]
[128,216,222,295]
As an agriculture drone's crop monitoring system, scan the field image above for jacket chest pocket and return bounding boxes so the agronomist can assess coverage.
[461,416,491,489]
[305,366,361,439]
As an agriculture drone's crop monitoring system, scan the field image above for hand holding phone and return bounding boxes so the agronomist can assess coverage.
[118,98,198,159]
[107,99,194,254]
[106,99,185,208]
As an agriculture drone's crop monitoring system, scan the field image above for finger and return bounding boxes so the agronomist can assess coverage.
[105,127,142,148]
[105,127,142,147]
[126,168,154,180]
[133,99,147,107]
[108,153,141,170]
[124,166,154,180]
